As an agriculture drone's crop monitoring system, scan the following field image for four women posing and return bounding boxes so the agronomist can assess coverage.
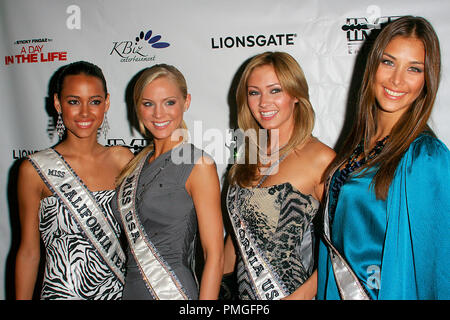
[15,15,449,300]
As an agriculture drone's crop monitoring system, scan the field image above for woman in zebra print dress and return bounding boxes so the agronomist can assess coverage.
[223,52,335,300]
[15,61,133,299]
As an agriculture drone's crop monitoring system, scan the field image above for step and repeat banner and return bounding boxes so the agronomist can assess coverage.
[1,0,449,299]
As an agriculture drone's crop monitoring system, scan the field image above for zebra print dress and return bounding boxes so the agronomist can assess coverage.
[227,182,319,299]
[38,190,123,300]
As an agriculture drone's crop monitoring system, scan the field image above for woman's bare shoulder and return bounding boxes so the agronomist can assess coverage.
[18,157,39,179]
[105,145,134,167]
[18,157,46,196]
[294,137,336,166]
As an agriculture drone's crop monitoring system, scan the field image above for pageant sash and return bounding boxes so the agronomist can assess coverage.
[117,154,188,300]
[322,168,371,300]
[227,186,288,300]
[28,148,126,285]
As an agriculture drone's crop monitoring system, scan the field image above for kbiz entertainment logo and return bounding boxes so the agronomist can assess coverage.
[110,29,170,63]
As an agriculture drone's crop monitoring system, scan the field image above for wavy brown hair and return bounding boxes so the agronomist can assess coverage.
[228,51,315,187]
[325,16,441,200]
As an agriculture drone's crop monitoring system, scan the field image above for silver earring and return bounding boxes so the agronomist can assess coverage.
[101,113,110,139]
[56,112,65,139]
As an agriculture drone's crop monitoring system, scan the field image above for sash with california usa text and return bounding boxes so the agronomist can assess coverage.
[28,148,126,285]
[117,152,189,300]
[227,185,288,300]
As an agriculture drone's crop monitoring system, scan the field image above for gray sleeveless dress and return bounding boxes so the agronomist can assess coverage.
[111,143,205,300]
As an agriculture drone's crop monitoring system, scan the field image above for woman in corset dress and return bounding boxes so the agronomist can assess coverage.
[223,51,335,300]
[15,61,134,299]
[317,16,450,300]
[113,64,224,300]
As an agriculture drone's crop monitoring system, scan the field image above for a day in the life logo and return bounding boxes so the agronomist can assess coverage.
[4,37,68,65]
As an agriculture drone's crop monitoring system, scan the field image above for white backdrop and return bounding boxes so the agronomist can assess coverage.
[1,0,449,299]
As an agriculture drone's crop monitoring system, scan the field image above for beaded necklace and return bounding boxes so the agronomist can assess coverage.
[258,141,289,164]
[329,136,389,220]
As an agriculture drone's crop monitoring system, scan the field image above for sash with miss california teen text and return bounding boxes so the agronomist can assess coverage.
[117,153,189,300]
[28,148,126,285]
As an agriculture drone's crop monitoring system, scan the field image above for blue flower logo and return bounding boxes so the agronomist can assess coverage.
[136,30,170,48]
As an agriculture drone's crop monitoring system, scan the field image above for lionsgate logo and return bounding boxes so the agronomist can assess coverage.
[211,33,297,49]
[342,6,399,55]
[110,29,170,63]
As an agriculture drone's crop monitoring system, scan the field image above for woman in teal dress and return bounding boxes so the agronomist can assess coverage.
[317,16,450,300]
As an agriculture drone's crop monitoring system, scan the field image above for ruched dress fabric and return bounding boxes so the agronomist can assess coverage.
[38,190,123,300]
[317,134,450,300]
[227,182,319,299]
[112,143,205,300]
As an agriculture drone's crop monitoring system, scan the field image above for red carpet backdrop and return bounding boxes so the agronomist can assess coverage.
[1,0,449,299]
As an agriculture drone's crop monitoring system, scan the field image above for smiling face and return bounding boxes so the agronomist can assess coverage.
[373,36,426,122]
[138,76,190,143]
[246,64,298,140]
[54,73,109,139]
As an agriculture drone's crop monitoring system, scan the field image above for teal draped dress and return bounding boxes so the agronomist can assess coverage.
[317,134,450,300]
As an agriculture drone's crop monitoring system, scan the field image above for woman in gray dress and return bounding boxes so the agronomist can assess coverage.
[113,64,224,300]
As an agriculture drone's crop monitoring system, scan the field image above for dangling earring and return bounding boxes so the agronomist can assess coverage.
[101,112,110,139]
[56,112,65,139]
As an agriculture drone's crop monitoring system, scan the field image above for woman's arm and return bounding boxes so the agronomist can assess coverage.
[284,141,334,300]
[282,270,317,300]
[380,136,450,299]
[187,156,224,300]
[15,160,44,299]
[223,234,236,275]
[109,145,134,170]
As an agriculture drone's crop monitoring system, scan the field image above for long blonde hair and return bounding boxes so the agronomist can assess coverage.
[116,64,189,185]
[228,51,315,187]
[325,16,441,200]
